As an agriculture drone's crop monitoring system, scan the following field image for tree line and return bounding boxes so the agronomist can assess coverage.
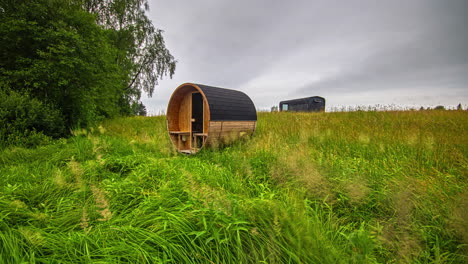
[0,0,176,147]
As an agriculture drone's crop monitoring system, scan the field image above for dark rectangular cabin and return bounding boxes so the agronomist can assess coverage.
[279,96,325,112]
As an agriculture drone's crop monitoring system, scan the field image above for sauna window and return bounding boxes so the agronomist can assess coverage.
[282,104,289,111]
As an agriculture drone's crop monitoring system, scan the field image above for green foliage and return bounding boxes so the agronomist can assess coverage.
[132,101,147,116]
[82,0,177,97]
[0,111,466,263]
[2,0,119,126]
[0,88,65,148]
[0,0,175,139]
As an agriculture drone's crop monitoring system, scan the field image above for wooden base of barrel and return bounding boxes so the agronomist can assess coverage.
[206,121,256,146]
[168,121,256,154]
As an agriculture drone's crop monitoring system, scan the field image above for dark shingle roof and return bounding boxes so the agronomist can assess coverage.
[196,84,257,121]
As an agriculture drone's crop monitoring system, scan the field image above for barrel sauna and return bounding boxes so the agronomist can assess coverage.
[167,83,257,154]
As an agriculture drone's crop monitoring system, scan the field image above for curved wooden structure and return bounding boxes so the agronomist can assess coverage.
[167,83,257,154]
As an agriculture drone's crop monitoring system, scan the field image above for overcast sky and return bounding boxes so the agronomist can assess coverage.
[142,0,468,114]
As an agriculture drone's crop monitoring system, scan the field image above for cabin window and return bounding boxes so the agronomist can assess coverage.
[282,104,289,111]
[313,98,322,103]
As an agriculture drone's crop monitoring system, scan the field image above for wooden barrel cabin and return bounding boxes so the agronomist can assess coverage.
[167,83,257,154]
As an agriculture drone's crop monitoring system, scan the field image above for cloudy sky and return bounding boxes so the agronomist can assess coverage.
[142,0,468,114]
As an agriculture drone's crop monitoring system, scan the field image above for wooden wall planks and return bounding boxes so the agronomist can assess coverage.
[206,121,256,146]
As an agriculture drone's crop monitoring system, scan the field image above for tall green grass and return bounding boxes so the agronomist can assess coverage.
[0,111,466,263]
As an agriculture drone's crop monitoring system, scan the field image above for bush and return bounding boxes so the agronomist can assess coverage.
[0,89,66,147]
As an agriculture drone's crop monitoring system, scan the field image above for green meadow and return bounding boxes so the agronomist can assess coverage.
[0,110,466,263]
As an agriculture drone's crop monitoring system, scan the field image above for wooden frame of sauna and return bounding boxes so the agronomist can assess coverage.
[167,83,257,154]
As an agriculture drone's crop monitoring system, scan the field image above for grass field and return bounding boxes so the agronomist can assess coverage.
[0,110,467,263]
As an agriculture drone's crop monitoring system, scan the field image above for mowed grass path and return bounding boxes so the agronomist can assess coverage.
[0,111,466,263]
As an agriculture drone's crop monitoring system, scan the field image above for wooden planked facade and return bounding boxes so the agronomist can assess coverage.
[167,83,257,154]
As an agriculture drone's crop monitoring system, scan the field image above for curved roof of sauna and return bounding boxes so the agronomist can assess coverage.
[174,83,257,121]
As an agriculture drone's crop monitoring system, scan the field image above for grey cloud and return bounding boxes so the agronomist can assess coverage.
[298,3,468,95]
[145,0,468,112]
